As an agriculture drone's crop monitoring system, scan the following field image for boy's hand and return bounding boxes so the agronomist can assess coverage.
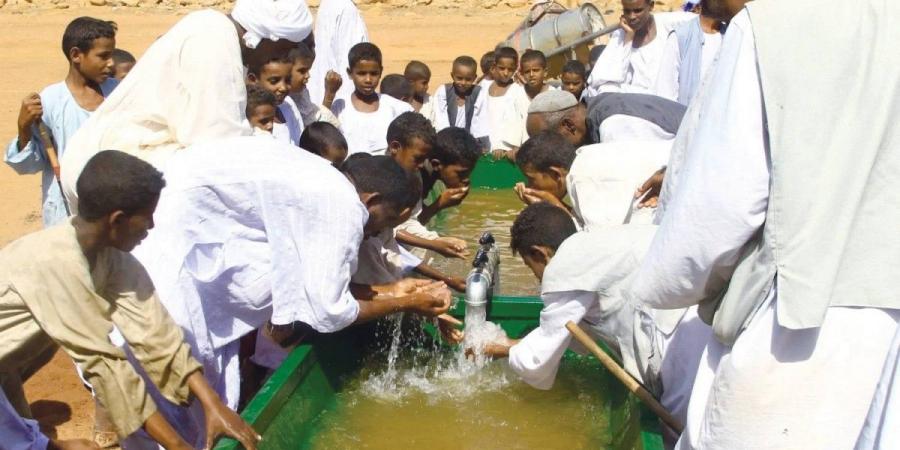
[446,276,467,293]
[324,70,343,94]
[386,278,435,297]
[406,282,452,317]
[634,167,666,208]
[465,333,518,359]
[436,186,469,209]
[620,16,636,43]
[514,182,567,210]
[16,93,42,149]
[437,314,464,344]
[432,236,469,259]
[203,399,261,450]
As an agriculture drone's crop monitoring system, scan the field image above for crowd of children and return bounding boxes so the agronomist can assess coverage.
[3,0,899,449]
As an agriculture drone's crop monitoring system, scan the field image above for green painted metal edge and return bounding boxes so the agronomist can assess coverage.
[469,154,525,189]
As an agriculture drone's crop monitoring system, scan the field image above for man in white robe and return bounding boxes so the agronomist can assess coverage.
[60,0,314,210]
[654,10,723,105]
[307,0,369,104]
[585,0,693,97]
[628,2,900,448]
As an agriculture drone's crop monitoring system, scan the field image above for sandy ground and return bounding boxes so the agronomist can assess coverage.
[0,6,527,441]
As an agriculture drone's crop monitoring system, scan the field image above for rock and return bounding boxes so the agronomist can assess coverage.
[119,0,139,6]
[89,0,106,5]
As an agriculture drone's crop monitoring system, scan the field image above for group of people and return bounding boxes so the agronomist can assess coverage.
[1,0,898,449]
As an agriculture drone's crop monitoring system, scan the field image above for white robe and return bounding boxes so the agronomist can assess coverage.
[133,136,366,409]
[598,114,675,142]
[654,23,722,103]
[273,95,304,146]
[586,12,694,97]
[566,140,671,229]
[61,10,251,209]
[331,94,412,155]
[486,83,530,151]
[627,12,900,449]
[856,324,900,450]
[308,0,369,105]
[428,84,490,139]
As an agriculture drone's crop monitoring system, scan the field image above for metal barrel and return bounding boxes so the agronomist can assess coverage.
[502,3,605,57]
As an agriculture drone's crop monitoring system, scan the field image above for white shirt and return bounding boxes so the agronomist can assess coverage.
[599,114,676,142]
[429,84,490,138]
[567,140,672,229]
[134,136,366,364]
[308,0,369,105]
[61,10,250,207]
[487,82,530,151]
[655,23,723,103]
[331,94,413,155]
[273,95,304,146]
[586,12,695,96]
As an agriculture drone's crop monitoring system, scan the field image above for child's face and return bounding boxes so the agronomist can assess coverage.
[520,59,547,90]
[362,200,404,238]
[437,162,474,189]
[390,137,431,172]
[322,145,348,168]
[561,72,586,99]
[108,199,158,253]
[248,104,277,133]
[450,65,477,97]
[494,57,517,84]
[113,61,135,81]
[290,58,313,93]
[73,37,116,84]
[348,59,383,97]
[254,62,292,104]
[410,77,430,98]
[521,163,567,200]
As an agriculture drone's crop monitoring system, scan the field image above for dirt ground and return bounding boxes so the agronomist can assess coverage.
[0,5,533,441]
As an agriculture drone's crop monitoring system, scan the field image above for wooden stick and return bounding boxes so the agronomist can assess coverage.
[36,122,71,216]
[565,321,684,434]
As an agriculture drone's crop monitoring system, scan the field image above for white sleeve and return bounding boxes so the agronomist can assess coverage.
[628,11,770,310]
[508,290,594,390]
[586,30,632,96]
[654,31,681,101]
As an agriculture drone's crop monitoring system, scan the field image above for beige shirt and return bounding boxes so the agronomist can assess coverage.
[0,221,201,437]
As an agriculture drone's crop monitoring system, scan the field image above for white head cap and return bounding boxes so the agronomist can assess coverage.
[231,0,313,49]
[528,90,579,114]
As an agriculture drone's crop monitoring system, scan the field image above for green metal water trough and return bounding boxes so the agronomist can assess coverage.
[213,158,665,450]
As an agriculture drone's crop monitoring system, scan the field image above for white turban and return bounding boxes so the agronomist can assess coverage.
[231,0,313,49]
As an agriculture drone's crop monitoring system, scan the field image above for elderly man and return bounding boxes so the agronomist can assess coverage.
[526,90,686,146]
[585,0,693,96]
[61,0,315,209]
[629,1,900,449]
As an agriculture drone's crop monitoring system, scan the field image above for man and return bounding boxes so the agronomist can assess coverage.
[60,0,314,210]
[585,0,693,96]
[307,0,370,105]
[132,137,450,444]
[654,4,724,105]
[628,1,900,449]
[526,90,686,146]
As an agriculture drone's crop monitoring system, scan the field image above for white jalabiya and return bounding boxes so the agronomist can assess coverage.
[273,95,304,146]
[331,94,412,155]
[133,136,366,410]
[654,23,722,103]
[627,12,900,450]
[61,10,251,209]
[856,324,900,450]
[586,12,694,97]
[567,140,671,229]
[487,83,530,151]
[231,0,312,49]
[290,88,341,129]
[598,114,675,142]
[307,0,369,105]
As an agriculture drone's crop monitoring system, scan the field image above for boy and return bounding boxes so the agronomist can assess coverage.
[477,50,495,89]
[132,137,451,438]
[247,56,304,146]
[331,43,413,155]
[246,84,278,136]
[380,74,414,104]
[0,150,259,450]
[513,130,670,228]
[5,17,119,227]
[560,60,587,100]
[287,43,342,130]
[429,56,490,150]
[519,49,553,100]
[298,121,348,166]
[111,48,135,80]
[480,202,705,435]
[396,127,481,260]
[404,60,431,113]
[486,47,530,160]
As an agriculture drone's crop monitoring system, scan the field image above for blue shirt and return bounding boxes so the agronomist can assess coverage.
[5,79,118,226]
[0,388,49,450]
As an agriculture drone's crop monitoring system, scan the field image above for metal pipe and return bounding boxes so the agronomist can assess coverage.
[545,23,622,58]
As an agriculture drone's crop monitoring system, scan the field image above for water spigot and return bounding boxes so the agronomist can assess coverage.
[479,232,495,246]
